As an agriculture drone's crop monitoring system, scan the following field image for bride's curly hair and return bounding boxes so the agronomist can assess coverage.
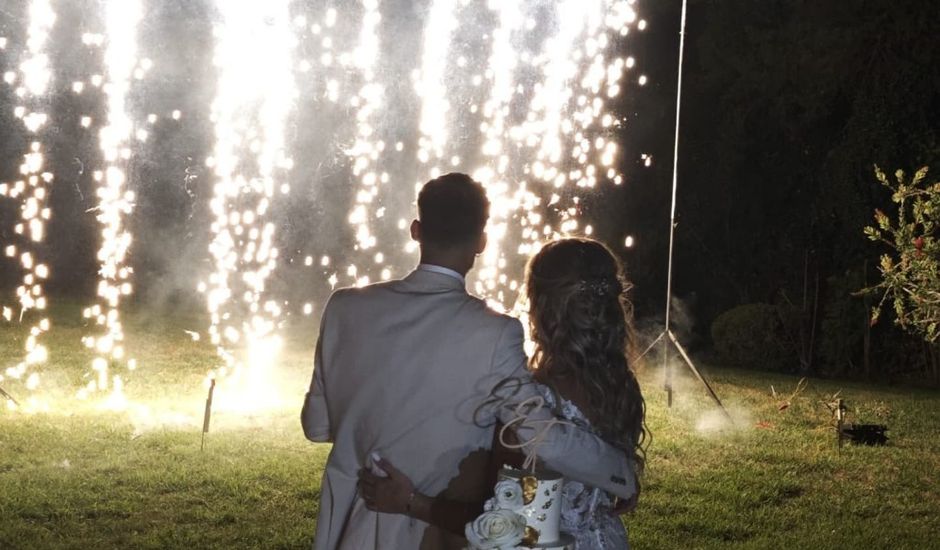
[525,238,647,471]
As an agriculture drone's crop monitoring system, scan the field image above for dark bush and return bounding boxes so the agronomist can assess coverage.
[817,268,940,384]
[711,303,799,372]
[818,269,866,378]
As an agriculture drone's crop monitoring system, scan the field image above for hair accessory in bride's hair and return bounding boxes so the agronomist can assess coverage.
[577,278,618,297]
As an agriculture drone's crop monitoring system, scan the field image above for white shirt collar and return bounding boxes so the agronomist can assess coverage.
[417,263,466,284]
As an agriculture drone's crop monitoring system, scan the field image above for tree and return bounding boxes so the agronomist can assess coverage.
[864,166,940,345]
[657,0,939,379]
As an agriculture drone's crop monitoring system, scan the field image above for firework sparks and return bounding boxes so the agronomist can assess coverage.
[409,0,641,310]
[0,0,644,414]
[78,0,143,402]
[415,0,459,172]
[201,0,297,405]
[0,0,56,405]
[346,0,386,287]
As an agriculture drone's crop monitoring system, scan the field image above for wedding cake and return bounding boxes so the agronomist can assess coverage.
[465,467,574,550]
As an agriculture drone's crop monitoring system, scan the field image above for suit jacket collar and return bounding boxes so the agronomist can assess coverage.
[400,268,467,293]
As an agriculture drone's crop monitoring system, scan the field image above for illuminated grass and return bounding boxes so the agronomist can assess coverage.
[1,308,938,548]
[0,305,327,549]
[631,365,940,548]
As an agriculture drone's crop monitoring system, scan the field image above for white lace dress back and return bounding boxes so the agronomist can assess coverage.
[536,384,631,550]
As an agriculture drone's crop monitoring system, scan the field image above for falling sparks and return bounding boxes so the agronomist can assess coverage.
[0,0,57,398]
[415,0,458,170]
[328,0,643,310]
[79,0,143,401]
[409,0,642,309]
[0,0,645,411]
[201,0,297,396]
[346,0,385,266]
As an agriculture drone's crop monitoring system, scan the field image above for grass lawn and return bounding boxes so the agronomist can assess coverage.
[1,306,938,549]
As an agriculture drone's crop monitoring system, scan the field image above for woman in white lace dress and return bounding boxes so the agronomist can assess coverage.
[520,238,647,549]
[534,384,633,548]
[360,238,647,549]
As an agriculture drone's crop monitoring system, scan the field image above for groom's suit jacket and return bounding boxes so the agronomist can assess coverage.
[302,268,636,550]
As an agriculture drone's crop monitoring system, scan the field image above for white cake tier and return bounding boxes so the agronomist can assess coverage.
[497,468,565,546]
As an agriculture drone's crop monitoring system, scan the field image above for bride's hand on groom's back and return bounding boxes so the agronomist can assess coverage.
[357,458,416,515]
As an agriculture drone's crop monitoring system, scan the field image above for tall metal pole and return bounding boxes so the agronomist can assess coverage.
[663,0,689,407]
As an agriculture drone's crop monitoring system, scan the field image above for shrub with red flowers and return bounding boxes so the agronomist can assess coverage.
[864,166,940,342]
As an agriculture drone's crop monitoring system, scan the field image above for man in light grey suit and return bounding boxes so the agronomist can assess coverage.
[302,173,636,549]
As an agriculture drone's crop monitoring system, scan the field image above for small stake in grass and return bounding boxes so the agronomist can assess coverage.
[201,378,216,451]
[836,398,846,451]
[822,392,846,452]
[0,385,19,408]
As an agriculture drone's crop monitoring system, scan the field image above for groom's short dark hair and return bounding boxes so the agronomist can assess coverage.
[418,173,489,247]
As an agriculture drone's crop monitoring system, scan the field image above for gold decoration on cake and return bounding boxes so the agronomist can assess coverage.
[522,525,540,546]
[521,475,538,505]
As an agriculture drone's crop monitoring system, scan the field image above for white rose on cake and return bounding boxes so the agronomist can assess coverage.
[492,479,525,511]
[465,509,527,550]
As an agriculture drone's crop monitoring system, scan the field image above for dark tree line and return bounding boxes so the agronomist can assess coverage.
[615,0,938,381]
